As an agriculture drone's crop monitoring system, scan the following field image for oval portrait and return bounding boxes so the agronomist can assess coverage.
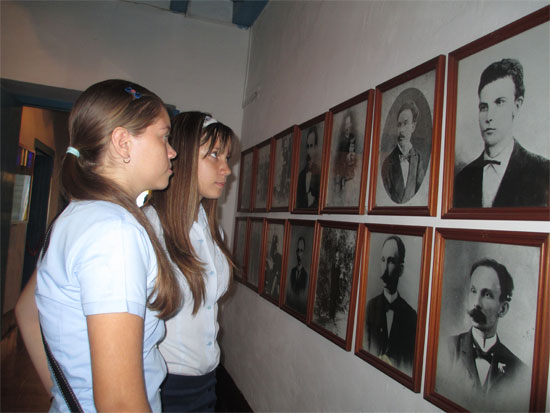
[379,88,432,204]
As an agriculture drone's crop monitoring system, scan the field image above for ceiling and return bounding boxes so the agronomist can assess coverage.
[129,0,268,28]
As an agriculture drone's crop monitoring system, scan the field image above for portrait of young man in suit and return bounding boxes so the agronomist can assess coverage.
[381,100,427,204]
[454,58,549,208]
[285,236,309,316]
[365,235,417,374]
[446,258,529,409]
[296,127,321,209]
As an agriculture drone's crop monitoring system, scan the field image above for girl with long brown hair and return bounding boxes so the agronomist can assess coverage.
[145,111,235,412]
[16,79,180,412]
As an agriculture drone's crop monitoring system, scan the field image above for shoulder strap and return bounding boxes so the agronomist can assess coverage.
[40,327,84,413]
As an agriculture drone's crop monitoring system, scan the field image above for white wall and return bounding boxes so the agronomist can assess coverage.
[0,0,249,237]
[220,1,550,412]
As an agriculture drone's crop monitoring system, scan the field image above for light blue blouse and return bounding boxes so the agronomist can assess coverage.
[36,200,166,412]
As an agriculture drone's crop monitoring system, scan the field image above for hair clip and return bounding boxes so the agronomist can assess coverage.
[203,116,218,128]
[124,86,142,100]
[66,146,80,158]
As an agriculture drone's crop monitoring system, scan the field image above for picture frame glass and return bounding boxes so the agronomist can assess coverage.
[326,100,368,208]
[283,224,315,316]
[434,239,539,412]
[246,220,263,287]
[452,22,549,209]
[375,71,436,207]
[296,120,325,210]
[239,152,254,210]
[263,222,285,301]
[254,144,271,210]
[234,219,248,271]
[361,232,422,376]
[312,226,358,340]
[272,133,293,209]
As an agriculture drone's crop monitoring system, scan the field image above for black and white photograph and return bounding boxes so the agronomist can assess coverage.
[245,218,264,290]
[360,229,427,384]
[282,220,315,320]
[253,140,271,211]
[271,128,295,211]
[368,56,445,216]
[232,217,249,281]
[425,228,549,412]
[379,89,432,205]
[322,90,373,214]
[238,149,254,212]
[310,222,361,350]
[443,8,549,219]
[261,220,285,304]
[293,114,326,213]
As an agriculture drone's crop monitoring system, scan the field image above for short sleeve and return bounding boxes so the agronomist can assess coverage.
[77,219,154,318]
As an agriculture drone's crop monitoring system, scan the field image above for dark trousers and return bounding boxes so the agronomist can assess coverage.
[161,370,217,412]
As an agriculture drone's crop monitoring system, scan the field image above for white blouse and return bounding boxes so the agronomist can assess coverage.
[144,205,230,376]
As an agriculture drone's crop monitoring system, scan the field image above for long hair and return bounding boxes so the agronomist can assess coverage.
[150,111,236,314]
[51,79,181,319]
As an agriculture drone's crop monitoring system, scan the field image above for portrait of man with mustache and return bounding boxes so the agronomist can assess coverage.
[365,235,417,374]
[446,258,529,404]
[381,100,427,204]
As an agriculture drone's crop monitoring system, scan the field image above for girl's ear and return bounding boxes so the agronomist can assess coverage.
[110,127,132,161]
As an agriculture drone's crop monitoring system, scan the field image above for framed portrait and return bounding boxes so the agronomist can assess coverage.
[237,148,255,212]
[368,55,446,216]
[309,221,363,350]
[291,113,328,214]
[259,219,287,305]
[281,219,316,322]
[244,218,265,291]
[355,224,432,392]
[269,126,297,212]
[232,217,249,282]
[442,7,550,221]
[425,228,549,412]
[320,89,374,214]
[253,139,272,212]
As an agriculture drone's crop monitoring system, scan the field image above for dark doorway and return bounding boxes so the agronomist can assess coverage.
[21,142,54,288]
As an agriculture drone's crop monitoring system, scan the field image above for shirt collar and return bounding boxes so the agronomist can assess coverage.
[397,142,413,157]
[472,328,498,352]
[383,288,398,304]
[197,203,208,229]
[483,138,514,173]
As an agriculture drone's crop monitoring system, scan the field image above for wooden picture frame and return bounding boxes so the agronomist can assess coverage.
[259,219,287,306]
[291,113,328,214]
[280,219,317,323]
[237,148,255,212]
[320,89,374,214]
[309,221,363,350]
[355,224,432,392]
[232,216,249,282]
[252,138,272,212]
[442,7,549,220]
[424,228,549,412]
[244,217,265,291]
[269,126,298,212]
[368,55,446,216]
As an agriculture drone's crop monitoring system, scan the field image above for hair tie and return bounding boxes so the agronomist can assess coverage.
[124,86,142,100]
[203,116,218,128]
[66,146,80,158]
